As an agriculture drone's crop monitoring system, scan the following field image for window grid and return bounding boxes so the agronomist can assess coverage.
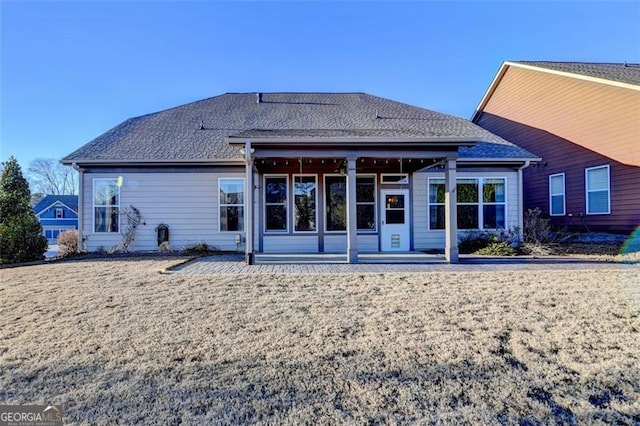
[427,177,507,231]
[219,178,245,232]
[93,178,120,233]
[585,165,610,215]
[549,173,566,216]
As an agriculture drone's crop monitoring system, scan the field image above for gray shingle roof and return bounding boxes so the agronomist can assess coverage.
[62,93,536,163]
[515,61,640,86]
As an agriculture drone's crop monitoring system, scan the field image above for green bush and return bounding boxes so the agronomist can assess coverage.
[0,157,48,264]
[475,241,518,256]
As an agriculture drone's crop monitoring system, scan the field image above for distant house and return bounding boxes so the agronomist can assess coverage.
[61,92,538,263]
[473,61,640,233]
[34,195,79,243]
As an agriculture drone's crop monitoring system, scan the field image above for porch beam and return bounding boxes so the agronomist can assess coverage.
[444,158,459,263]
[346,157,358,264]
[251,149,458,160]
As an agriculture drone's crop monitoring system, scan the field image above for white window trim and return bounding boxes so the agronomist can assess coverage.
[356,174,377,233]
[549,173,566,216]
[93,178,120,234]
[585,165,611,215]
[264,174,289,233]
[55,208,64,218]
[293,174,318,234]
[218,177,245,233]
[427,176,508,231]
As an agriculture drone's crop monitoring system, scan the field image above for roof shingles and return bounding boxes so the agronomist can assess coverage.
[63,93,536,163]
[515,61,640,86]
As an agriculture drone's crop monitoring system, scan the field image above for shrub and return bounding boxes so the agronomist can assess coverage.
[0,156,48,264]
[120,205,141,253]
[459,228,522,255]
[458,230,492,254]
[158,241,173,253]
[476,241,518,256]
[57,229,78,258]
[181,242,218,256]
[524,208,551,244]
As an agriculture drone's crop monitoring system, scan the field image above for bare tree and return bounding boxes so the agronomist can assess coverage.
[27,158,78,195]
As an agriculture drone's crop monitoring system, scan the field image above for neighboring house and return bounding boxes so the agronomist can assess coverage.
[33,195,79,243]
[473,61,640,233]
[61,93,538,263]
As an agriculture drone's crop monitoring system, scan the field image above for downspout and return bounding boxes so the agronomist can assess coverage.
[517,160,531,240]
[73,163,84,253]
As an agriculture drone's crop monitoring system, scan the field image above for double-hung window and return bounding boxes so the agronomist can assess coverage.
[293,175,317,232]
[219,178,245,232]
[549,173,566,216]
[94,179,120,233]
[428,177,506,230]
[265,176,288,232]
[585,165,610,215]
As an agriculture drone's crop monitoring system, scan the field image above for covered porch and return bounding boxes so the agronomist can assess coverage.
[228,134,478,264]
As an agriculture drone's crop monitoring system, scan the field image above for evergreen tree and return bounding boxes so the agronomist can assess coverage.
[0,156,48,264]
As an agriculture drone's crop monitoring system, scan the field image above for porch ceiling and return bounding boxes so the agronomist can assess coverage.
[253,156,444,174]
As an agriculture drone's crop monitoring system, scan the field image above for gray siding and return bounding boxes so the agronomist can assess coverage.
[82,171,245,252]
[413,170,520,250]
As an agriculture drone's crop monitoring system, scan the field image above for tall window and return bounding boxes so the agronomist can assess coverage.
[94,179,119,233]
[294,175,317,232]
[265,176,288,231]
[356,176,376,230]
[585,165,610,214]
[457,178,479,229]
[549,173,565,216]
[325,176,346,231]
[482,178,506,229]
[55,208,64,218]
[428,177,506,230]
[219,178,244,232]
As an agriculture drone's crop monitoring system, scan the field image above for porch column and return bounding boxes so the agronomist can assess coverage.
[444,158,459,263]
[244,142,254,264]
[346,157,358,263]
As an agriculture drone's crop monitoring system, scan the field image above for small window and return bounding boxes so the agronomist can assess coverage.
[294,175,317,232]
[264,176,288,232]
[55,208,64,218]
[94,179,120,233]
[585,165,610,215]
[219,178,245,232]
[549,173,565,216]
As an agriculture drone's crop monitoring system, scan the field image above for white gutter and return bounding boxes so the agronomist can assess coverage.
[60,159,245,166]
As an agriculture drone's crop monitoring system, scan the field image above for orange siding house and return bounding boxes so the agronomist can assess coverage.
[473,61,640,232]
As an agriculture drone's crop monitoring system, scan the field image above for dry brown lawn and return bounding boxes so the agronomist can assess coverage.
[1,258,639,425]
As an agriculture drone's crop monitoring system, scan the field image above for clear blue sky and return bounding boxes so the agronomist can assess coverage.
[2,1,639,169]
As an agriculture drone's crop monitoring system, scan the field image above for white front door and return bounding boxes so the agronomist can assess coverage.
[380,189,410,251]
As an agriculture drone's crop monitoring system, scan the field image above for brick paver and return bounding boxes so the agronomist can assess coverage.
[170,253,639,275]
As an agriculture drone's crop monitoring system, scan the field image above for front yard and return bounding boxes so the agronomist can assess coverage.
[1,258,639,424]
